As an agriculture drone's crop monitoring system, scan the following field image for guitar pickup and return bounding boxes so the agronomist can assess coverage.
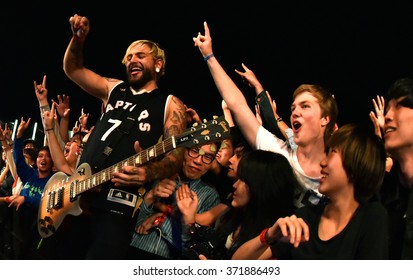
[53,187,64,209]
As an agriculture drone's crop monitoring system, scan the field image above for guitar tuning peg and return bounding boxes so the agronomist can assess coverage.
[192,122,199,128]
[203,119,207,123]
[212,115,218,119]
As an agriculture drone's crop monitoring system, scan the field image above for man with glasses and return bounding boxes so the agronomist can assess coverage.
[128,143,221,259]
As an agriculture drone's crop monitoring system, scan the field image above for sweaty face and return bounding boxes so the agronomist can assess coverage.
[124,43,157,89]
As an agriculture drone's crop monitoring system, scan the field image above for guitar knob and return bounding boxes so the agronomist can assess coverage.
[46,224,56,233]
[39,218,45,225]
[44,216,52,223]
[40,226,48,233]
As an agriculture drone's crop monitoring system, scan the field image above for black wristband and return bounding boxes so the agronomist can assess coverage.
[255,90,267,103]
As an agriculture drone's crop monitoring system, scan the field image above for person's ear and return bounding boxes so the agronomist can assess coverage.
[321,116,330,127]
[155,60,163,74]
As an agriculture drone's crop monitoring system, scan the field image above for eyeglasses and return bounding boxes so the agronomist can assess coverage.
[187,148,215,164]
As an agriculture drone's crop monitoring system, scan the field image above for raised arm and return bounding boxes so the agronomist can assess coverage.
[234,63,264,95]
[63,14,119,103]
[52,94,71,144]
[193,22,259,148]
[34,75,66,149]
[235,63,291,141]
[0,124,17,180]
[221,100,235,127]
[43,103,74,175]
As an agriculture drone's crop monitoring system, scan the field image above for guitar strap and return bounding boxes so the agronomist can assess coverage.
[93,90,147,218]
[93,90,137,171]
[132,186,146,218]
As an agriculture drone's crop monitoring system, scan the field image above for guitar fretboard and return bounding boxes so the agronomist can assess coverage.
[75,137,176,195]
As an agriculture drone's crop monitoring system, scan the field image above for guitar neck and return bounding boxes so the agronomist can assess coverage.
[76,137,176,195]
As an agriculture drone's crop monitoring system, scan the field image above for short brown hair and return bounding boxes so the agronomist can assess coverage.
[326,123,386,202]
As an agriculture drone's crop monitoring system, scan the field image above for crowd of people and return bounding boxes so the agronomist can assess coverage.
[0,15,412,260]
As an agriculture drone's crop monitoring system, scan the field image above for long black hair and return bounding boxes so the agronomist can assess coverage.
[214,150,298,258]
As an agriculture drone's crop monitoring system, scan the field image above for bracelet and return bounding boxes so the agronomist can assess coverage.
[5,196,10,203]
[204,53,214,62]
[260,228,271,245]
[276,117,283,123]
[45,128,53,132]
[153,213,166,227]
[164,204,173,215]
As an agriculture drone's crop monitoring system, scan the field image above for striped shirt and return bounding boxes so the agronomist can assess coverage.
[130,178,220,259]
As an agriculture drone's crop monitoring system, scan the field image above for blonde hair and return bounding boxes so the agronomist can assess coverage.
[121,40,166,76]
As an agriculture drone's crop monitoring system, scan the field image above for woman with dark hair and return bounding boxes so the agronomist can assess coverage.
[177,149,298,259]
[233,123,389,260]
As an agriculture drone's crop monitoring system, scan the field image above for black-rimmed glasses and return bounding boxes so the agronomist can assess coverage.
[187,148,215,164]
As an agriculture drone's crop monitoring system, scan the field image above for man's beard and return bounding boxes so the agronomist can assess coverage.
[127,69,153,89]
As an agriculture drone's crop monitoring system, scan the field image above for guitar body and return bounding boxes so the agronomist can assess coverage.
[38,162,93,238]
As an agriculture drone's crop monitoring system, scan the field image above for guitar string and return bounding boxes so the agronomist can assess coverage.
[54,138,175,207]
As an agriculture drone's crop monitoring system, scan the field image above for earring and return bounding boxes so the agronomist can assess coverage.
[155,68,160,73]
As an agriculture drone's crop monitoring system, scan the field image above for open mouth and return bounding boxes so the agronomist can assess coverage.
[292,121,302,130]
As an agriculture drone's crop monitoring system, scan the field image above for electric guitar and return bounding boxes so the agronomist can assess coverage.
[38,116,231,238]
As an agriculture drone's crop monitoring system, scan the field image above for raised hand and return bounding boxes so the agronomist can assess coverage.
[193,21,213,59]
[72,121,80,134]
[69,14,90,41]
[369,95,385,139]
[78,108,89,132]
[34,75,48,106]
[16,117,31,139]
[52,94,71,119]
[176,183,198,224]
[234,63,263,93]
[42,102,58,130]
[0,123,12,144]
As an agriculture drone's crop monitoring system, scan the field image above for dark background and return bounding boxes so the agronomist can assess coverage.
[2,1,413,142]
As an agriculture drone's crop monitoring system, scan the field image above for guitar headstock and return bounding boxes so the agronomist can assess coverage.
[175,115,231,149]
